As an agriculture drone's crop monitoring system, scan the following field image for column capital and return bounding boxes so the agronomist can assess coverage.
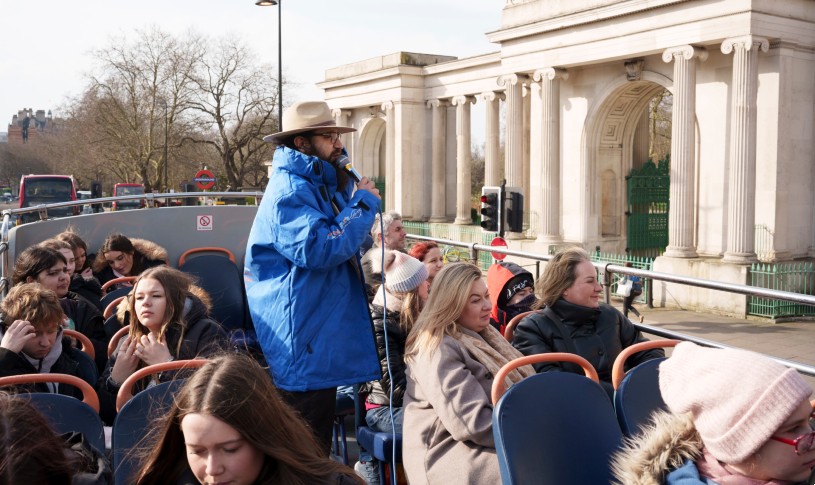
[480,91,505,102]
[662,45,708,63]
[721,36,769,55]
[451,95,476,106]
[497,73,520,88]
[380,101,394,111]
[426,99,449,109]
[532,67,569,82]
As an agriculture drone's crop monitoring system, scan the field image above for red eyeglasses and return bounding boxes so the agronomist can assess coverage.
[770,412,815,456]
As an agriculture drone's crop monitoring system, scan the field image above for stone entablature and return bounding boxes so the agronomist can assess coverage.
[317,0,815,315]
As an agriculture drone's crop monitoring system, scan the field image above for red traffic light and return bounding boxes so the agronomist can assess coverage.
[481,193,497,204]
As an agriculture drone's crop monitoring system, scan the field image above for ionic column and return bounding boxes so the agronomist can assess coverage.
[381,101,396,210]
[534,68,568,243]
[662,45,707,258]
[452,95,475,225]
[721,36,768,263]
[427,99,448,222]
[480,92,504,186]
[498,74,524,189]
[522,83,531,203]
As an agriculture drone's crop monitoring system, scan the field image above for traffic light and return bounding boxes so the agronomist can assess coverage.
[505,188,524,233]
[480,186,501,233]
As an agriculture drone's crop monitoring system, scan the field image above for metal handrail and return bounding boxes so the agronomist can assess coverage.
[407,234,815,377]
[2,191,264,220]
[406,234,815,306]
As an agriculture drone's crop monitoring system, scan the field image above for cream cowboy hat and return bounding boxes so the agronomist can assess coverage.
[263,101,356,143]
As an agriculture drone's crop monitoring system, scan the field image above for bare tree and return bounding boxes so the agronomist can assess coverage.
[649,90,672,163]
[85,27,203,192]
[187,35,278,190]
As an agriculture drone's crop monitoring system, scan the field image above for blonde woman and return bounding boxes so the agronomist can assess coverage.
[402,263,535,485]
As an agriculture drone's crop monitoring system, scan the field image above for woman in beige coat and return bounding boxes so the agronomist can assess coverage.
[402,263,535,485]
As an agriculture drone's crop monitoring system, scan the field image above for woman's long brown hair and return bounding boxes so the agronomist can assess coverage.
[136,353,363,485]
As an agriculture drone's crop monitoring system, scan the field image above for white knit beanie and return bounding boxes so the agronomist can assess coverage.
[382,250,428,293]
[659,342,812,463]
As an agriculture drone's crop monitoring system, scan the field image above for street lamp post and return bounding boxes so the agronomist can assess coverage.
[255,0,283,131]
[163,100,169,192]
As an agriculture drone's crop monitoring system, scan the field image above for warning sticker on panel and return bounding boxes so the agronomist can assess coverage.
[197,215,213,231]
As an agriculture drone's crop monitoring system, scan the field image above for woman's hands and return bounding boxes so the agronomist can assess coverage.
[133,333,172,366]
[110,333,173,387]
[110,336,140,385]
[0,320,35,353]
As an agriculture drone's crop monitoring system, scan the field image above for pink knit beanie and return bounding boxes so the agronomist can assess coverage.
[382,250,428,293]
[659,342,812,463]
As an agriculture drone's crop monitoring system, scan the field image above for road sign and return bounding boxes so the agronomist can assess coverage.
[194,169,216,190]
[490,236,508,260]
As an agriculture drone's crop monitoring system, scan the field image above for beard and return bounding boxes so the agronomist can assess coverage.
[300,142,349,192]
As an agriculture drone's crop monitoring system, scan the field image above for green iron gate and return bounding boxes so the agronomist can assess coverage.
[626,158,670,259]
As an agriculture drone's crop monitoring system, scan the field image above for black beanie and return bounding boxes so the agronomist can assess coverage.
[499,272,534,308]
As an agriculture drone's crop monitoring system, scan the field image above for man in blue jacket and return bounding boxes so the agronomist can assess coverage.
[245,101,381,453]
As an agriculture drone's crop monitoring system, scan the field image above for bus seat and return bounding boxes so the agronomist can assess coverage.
[492,353,622,485]
[100,286,131,313]
[611,339,680,437]
[64,328,96,361]
[112,360,207,484]
[356,426,402,484]
[333,387,356,465]
[503,310,535,342]
[178,247,247,332]
[0,373,105,453]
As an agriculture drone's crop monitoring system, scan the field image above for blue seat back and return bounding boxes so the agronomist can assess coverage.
[28,393,106,453]
[100,286,131,313]
[493,372,623,485]
[179,254,247,331]
[112,380,184,484]
[613,357,668,437]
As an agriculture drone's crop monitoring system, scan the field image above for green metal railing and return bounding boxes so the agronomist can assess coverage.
[591,251,653,303]
[372,177,386,211]
[403,222,494,271]
[748,262,815,318]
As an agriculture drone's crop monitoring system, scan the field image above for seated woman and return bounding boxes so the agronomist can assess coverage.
[613,342,814,484]
[98,266,226,425]
[511,246,663,398]
[402,263,535,485]
[408,241,444,287]
[136,353,363,485]
[357,250,429,479]
[486,261,537,334]
[92,233,168,291]
[12,245,107,372]
[56,230,103,311]
[0,283,97,397]
[0,391,111,483]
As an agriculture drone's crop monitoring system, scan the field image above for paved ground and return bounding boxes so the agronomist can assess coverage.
[615,301,815,388]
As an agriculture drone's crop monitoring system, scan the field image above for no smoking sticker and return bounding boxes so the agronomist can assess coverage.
[197,214,213,231]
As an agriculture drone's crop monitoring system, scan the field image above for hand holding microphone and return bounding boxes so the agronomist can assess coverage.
[336,155,381,200]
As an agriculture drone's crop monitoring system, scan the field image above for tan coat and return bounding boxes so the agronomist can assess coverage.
[403,332,501,485]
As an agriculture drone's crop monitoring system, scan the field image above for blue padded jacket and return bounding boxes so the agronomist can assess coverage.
[244,146,380,391]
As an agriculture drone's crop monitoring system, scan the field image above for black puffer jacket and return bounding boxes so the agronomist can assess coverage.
[61,291,108,372]
[97,295,227,424]
[511,299,664,397]
[366,304,406,407]
[69,274,103,311]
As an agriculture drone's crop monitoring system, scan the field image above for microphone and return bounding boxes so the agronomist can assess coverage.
[336,155,362,183]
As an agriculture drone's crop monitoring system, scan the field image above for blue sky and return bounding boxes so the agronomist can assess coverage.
[1,0,501,139]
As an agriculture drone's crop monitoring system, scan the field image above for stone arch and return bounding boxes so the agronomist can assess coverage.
[580,71,673,249]
[356,116,386,179]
